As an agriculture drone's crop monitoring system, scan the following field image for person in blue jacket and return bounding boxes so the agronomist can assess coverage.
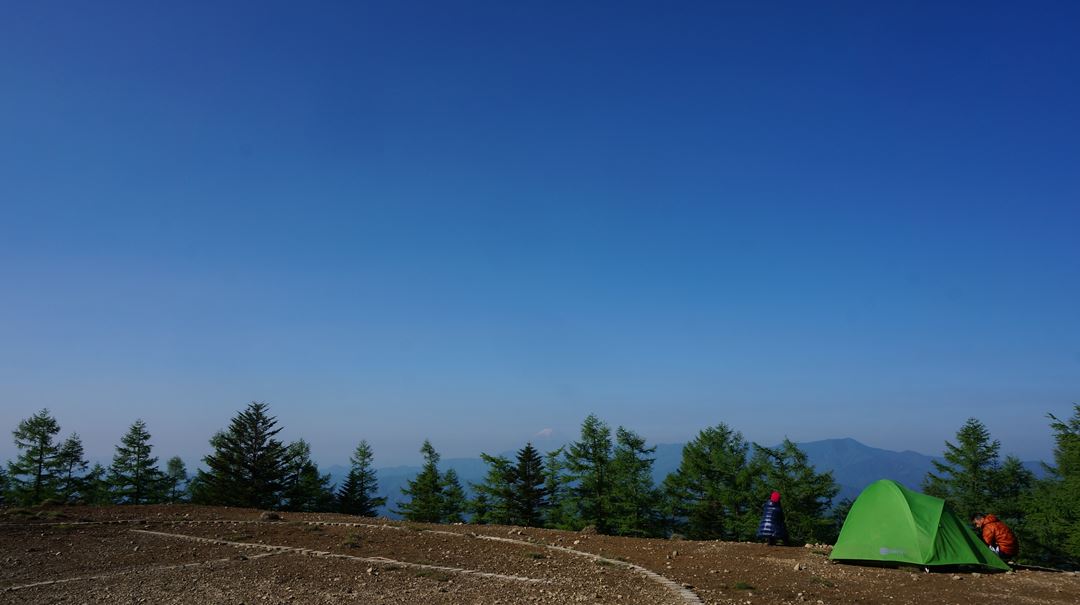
[757,490,787,546]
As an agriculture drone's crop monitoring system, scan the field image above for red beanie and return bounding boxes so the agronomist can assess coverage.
[770,491,781,503]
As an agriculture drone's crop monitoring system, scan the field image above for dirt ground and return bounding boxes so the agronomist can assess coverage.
[2,505,1077,605]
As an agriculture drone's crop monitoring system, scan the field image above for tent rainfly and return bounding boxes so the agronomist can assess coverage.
[830,479,1010,571]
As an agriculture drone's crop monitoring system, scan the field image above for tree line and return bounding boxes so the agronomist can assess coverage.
[1,403,385,516]
[4,401,1078,566]
[917,406,1080,568]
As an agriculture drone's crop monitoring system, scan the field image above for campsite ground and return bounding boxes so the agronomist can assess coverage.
[2,505,1076,605]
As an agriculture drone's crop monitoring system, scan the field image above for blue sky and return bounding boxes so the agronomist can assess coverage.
[1,2,1077,468]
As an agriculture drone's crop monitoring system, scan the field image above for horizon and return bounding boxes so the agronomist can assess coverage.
[2,3,1077,470]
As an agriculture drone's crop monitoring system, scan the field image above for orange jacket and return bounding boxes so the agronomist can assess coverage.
[980,514,1018,557]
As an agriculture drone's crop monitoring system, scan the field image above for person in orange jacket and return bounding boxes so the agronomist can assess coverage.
[972,513,1019,559]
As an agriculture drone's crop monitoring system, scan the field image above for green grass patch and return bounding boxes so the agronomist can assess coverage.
[342,532,362,548]
[524,552,546,559]
[733,581,755,590]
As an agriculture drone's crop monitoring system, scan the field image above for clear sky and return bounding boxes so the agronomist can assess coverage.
[1,2,1077,468]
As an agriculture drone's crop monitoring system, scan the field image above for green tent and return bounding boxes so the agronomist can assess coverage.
[830,479,1009,571]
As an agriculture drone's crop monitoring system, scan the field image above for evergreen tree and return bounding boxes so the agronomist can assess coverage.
[542,447,576,529]
[56,434,88,503]
[564,414,613,532]
[510,443,548,527]
[193,402,290,509]
[0,467,7,506]
[991,455,1034,523]
[471,453,515,525]
[397,440,445,522]
[663,423,755,540]
[282,439,335,512]
[923,418,1002,520]
[750,439,839,544]
[81,463,112,505]
[7,409,62,505]
[609,428,662,537]
[109,419,165,504]
[1023,405,1080,566]
[337,440,385,516]
[442,468,467,523]
[164,456,189,503]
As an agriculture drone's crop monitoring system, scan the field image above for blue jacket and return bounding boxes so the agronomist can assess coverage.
[757,501,787,539]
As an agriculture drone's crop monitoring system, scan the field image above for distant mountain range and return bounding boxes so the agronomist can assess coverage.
[326,438,1047,518]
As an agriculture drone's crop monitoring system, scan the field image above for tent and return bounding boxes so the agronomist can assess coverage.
[830,479,1009,571]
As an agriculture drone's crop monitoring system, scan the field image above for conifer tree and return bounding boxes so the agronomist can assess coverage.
[1023,405,1080,565]
[56,434,88,503]
[7,409,62,504]
[282,439,335,512]
[923,418,1002,520]
[109,419,165,504]
[609,427,662,537]
[0,467,7,506]
[81,463,112,505]
[510,443,548,527]
[397,440,445,522]
[663,423,755,540]
[194,402,290,509]
[750,439,839,544]
[337,440,385,516]
[471,453,515,525]
[442,468,468,523]
[991,455,1034,523]
[564,414,613,532]
[164,456,189,503]
[542,446,576,529]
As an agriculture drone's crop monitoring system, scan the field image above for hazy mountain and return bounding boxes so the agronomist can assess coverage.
[327,438,1046,518]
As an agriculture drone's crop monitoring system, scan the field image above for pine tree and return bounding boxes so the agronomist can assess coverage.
[282,439,335,512]
[337,440,386,516]
[471,453,515,525]
[750,439,839,544]
[164,457,189,503]
[991,455,1034,523]
[923,418,1002,520]
[442,468,467,523]
[109,419,165,504]
[609,427,662,537]
[564,414,613,532]
[510,443,548,527]
[81,463,112,505]
[663,423,755,540]
[193,402,290,509]
[397,440,445,522]
[542,447,576,529]
[7,409,62,504]
[1023,405,1080,565]
[0,467,8,506]
[56,434,88,503]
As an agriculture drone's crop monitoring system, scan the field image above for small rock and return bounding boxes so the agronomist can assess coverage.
[952,574,962,581]
[794,563,803,571]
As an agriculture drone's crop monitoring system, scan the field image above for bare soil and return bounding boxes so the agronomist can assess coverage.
[2,505,1077,604]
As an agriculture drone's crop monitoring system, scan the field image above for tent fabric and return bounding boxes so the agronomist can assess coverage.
[830,479,1009,571]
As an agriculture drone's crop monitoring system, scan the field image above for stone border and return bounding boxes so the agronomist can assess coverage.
[132,528,551,585]
[5,550,281,592]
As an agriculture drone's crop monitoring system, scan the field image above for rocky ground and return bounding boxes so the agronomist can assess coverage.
[2,505,1077,604]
